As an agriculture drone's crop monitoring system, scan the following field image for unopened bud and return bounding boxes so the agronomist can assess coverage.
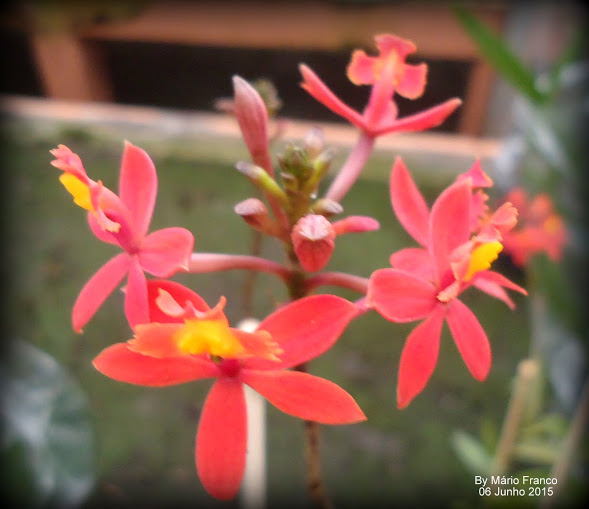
[312,198,344,217]
[303,148,337,193]
[235,198,280,236]
[233,75,272,170]
[236,161,288,206]
[291,214,336,272]
[304,126,324,159]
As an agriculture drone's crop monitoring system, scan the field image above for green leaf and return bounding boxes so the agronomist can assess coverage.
[453,7,549,104]
[451,430,493,475]
[0,340,95,508]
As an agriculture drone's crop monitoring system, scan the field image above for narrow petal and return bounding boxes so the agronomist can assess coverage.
[389,248,434,281]
[93,343,219,385]
[88,213,118,245]
[397,305,445,409]
[196,378,247,500]
[332,215,380,235]
[72,253,130,332]
[390,157,430,246]
[119,141,157,239]
[396,63,427,99]
[139,227,194,277]
[367,269,437,323]
[242,295,357,371]
[472,270,528,309]
[446,299,491,381]
[146,279,210,323]
[299,64,365,128]
[375,98,462,135]
[429,178,472,284]
[242,370,366,424]
[124,257,149,328]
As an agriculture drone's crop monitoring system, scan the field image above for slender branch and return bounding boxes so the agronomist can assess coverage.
[188,253,290,280]
[324,132,375,203]
[541,377,589,508]
[305,272,369,295]
[491,358,540,477]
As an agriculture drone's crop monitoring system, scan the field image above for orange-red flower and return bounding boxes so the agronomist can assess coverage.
[500,188,568,267]
[51,143,194,331]
[300,34,461,138]
[367,159,527,408]
[93,280,365,500]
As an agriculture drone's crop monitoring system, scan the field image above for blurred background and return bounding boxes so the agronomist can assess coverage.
[1,1,587,508]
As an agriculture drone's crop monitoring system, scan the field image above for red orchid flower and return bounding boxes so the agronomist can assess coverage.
[50,142,194,331]
[367,158,527,408]
[500,188,568,267]
[299,34,462,138]
[93,279,366,500]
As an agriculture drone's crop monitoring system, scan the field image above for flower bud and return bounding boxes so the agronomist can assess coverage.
[234,198,280,235]
[233,75,272,172]
[332,216,380,235]
[291,214,336,272]
[303,126,324,159]
[312,198,344,217]
[236,161,288,206]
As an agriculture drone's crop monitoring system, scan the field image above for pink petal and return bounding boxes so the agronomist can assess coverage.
[146,279,210,323]
[196,378,247,500]
[446,299,491,381]
[367,268,437,323]
[299,64,365,128]
[375,34,417,58]
[242,370,366,424]
[396,63,427,99]
[242,295,357,371]
[93,343,219,385]
[72,253,130,332]
[389,248,434,280]
[363,49,397,127]
[347,50,378,85]
[390,157,430,246]
[332,215,380,235]
[87,212,118,245]
[375,98,462,136]
[472,270,528,309]
[139,227,194,277]
[397,305,445,409]
[118,141,157,239]
[429,179,472,284]
[124,257,149,328]
[457,159,493,188]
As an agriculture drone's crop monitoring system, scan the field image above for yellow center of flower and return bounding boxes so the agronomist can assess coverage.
[464,241,503,281]
[174,319,245,358]
[59,173,94,211]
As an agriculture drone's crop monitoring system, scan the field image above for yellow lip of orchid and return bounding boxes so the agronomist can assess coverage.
[59,173,94,211]
[174,318,246,358]
[463,241,503,282]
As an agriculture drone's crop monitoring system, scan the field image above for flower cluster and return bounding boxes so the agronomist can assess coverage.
[50,34,540,501]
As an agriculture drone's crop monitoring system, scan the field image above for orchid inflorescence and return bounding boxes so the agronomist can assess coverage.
[50,34,546,502]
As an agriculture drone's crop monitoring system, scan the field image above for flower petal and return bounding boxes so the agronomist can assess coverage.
[72,253,130,332]
[390,157,430,246]
[446,299,491,381]
[429,178,472,284]
[396,63,427,99]
[146,279,210,323]
[299,64,365,128]
[397,305,445,409]
[124,257,149,328]
[196,378,247,500]
[347,50,378,85]
[118,141,157,239]
[389,248,434,280]
[242,370,366,424]
[242,295,357,370]
[93,343,219,385]
[139,227,194,277]
[472,270,527,309]
[88,212,118,245]
[375,98,462,136]
[367,268,437,323]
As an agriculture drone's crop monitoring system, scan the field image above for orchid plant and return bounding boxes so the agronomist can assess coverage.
[51,34,535,506]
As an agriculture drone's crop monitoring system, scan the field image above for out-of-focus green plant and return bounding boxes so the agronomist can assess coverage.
[452,7,588,507]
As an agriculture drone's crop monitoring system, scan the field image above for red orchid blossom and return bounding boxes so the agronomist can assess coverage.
[93,279,365,500]
[300,34,462,138]
[50,142,194,331]
[367,158,527,408]
[500,187,568,267]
